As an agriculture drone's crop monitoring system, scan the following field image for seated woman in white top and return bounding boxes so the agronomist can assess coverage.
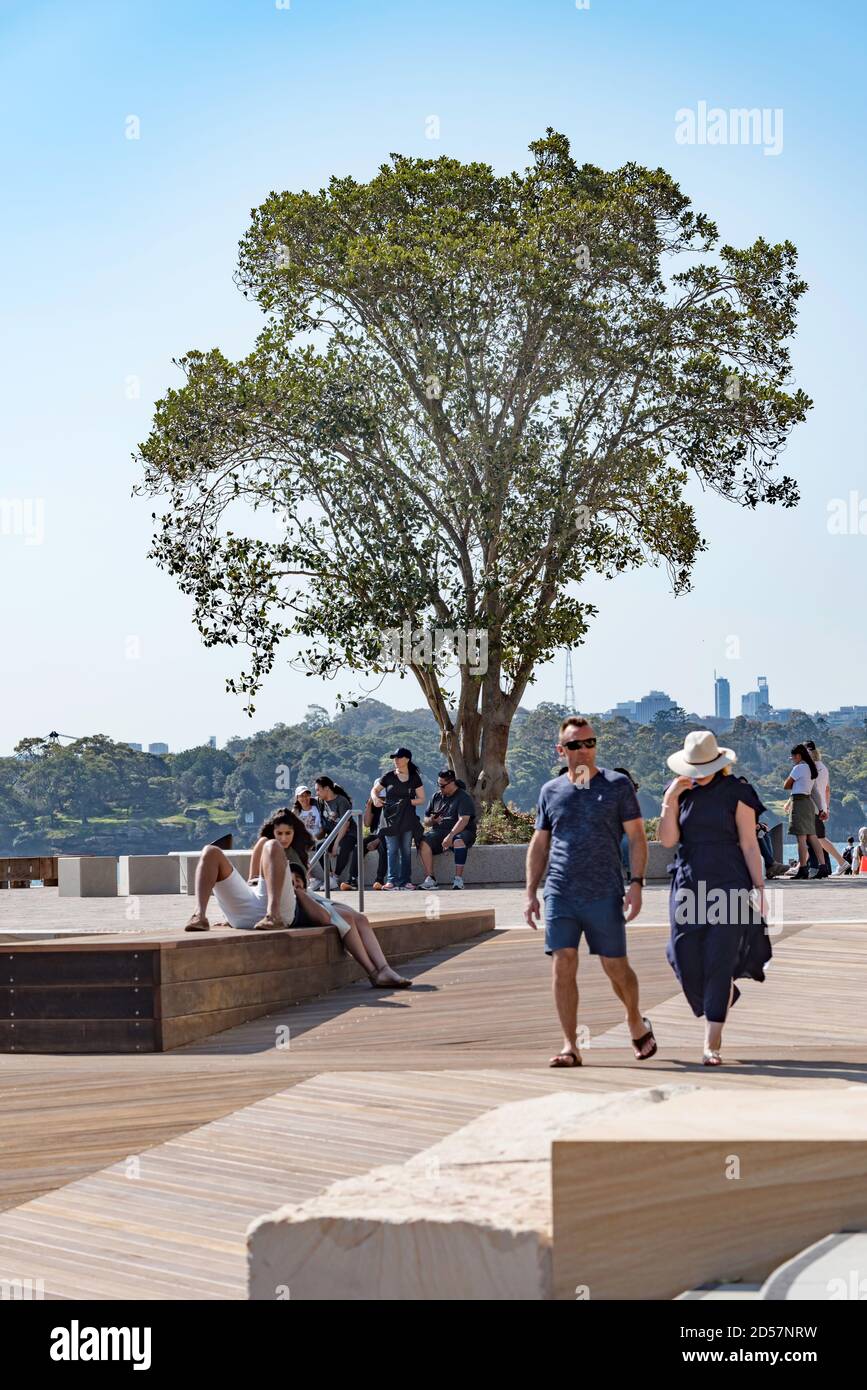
[783,744,824,880]
[184,809,301,932]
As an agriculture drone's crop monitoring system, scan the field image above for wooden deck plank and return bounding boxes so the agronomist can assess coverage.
[0,915,866,1298]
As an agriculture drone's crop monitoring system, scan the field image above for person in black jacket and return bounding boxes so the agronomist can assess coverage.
[371,747,425,890]
[360,796,389,889]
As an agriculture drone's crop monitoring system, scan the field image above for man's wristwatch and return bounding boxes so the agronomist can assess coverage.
[629,876,645,887]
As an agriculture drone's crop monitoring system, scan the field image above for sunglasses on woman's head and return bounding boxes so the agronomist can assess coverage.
[563,737,596,750]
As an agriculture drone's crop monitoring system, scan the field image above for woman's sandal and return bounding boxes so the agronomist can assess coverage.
[252,913,285,931]
[367,966,412,989]
[631,1017,658,1061]
[549,1049,582,1068]
[703,1049,723,1067]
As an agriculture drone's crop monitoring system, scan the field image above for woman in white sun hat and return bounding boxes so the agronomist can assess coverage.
[658,730,772,1067]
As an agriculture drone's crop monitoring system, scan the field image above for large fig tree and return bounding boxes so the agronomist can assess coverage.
[137,130,809,803]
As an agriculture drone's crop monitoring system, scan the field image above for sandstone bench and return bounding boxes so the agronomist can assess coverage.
[248,1087,867,1300]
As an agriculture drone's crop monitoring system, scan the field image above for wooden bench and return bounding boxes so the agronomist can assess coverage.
[0,856,58,889]
[0,908,495,1054]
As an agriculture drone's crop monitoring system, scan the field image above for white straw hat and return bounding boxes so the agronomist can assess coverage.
[666,730,737,778]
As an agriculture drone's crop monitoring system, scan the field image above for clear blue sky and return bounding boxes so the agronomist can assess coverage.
[1,0,865,752]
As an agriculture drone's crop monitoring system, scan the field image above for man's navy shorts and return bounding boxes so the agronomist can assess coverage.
[544,893,627,958]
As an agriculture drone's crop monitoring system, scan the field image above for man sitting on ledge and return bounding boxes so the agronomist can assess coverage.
[419,770,477,890]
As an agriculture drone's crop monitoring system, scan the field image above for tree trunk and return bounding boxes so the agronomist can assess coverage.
[412,642,532,810]
[476,717,511,804]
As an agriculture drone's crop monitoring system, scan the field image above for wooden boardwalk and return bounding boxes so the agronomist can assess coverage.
[0,903,866,1298]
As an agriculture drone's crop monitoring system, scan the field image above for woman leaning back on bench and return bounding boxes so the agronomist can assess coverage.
[183,809,411,988]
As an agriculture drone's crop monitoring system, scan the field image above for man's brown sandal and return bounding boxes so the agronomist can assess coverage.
[549,1049,582,1068]
[184,913,210,932]
[631,1017,657,1061]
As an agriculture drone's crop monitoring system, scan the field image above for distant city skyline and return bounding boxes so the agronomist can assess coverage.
[603,673,867,729]
[7,672,867,759]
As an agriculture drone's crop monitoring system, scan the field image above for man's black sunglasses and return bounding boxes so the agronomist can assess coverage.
[563,737,597,750]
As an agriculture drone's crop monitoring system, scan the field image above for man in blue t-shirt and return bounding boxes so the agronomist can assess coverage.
[525,716,656,1068]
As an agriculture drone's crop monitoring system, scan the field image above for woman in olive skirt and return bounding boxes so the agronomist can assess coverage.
[784,744,824,880]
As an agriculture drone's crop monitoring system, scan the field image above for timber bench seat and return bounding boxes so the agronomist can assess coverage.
[0,908,495,1054]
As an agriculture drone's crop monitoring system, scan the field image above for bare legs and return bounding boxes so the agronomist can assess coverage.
[419,840,434,878]
[294,888,410,986]
[332,903,410,985]
[258,838,288,924]
[552,949,580,1060]
[185,845,234,930]
[599,955,653,1055]
[797,833,824,867]
[186,840,288,932]
[818,837,846,869]
[550,950,653,1065]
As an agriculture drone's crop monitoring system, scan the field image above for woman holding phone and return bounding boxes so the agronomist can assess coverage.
[658,730,771,1067]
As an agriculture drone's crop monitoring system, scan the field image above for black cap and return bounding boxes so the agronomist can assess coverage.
[388,746,412,759]
[438,769,457,781]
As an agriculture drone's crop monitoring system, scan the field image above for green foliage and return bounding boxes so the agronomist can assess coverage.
[136,130,810,804]
[5,703,863,856]
[476,802,536,844]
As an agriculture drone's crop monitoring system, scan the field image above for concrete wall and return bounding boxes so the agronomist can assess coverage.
[130,839,677,895]
[58,857,118,898]
[118,856,180,896]
[176,851,252,895]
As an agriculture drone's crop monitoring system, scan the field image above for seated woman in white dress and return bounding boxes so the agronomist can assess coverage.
[184,810,411,986]
[185,809,300,932]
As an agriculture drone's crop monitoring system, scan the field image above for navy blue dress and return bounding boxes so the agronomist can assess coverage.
[666,772,772,1021]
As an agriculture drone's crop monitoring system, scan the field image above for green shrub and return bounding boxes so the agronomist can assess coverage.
[644,817,660,841]
[476,801,536,844]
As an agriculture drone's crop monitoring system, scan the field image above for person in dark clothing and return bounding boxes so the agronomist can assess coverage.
[658,731,771,1068]
[613,767,640,880]
[360,796,389,889]
[314,776,356,887]
[371,748,425,889]
[419,770,477,889]
[756,821,775,873]
[525,716,655,1069]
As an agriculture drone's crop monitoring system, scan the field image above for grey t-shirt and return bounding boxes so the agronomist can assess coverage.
[535,768,642,906]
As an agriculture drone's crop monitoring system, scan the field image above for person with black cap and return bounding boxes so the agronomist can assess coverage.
[371,748,425,890]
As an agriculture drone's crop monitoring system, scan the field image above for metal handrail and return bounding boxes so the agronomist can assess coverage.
[309,808,365,908]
